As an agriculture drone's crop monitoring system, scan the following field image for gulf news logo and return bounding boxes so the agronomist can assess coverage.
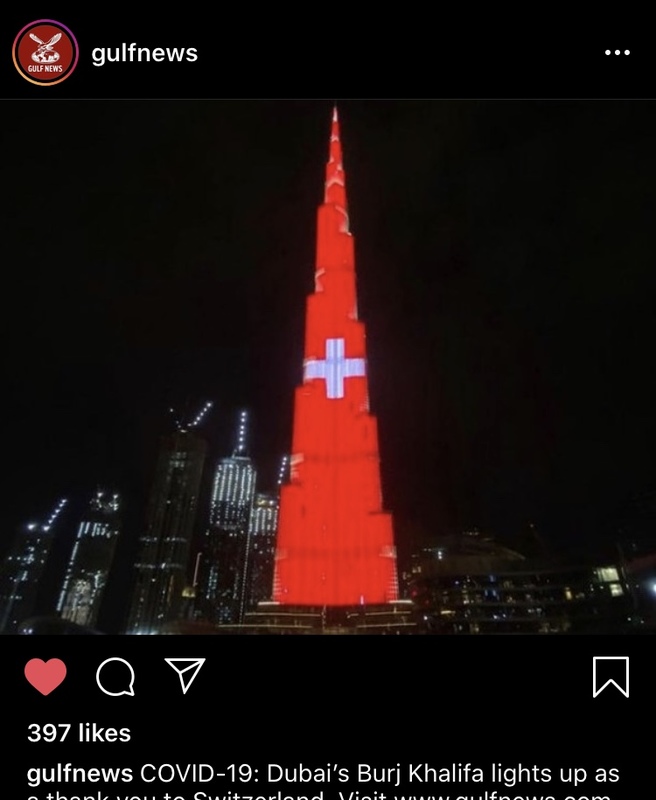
[12,19,79,86]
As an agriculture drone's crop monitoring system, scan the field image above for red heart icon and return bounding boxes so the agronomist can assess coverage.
[24,658,67,695]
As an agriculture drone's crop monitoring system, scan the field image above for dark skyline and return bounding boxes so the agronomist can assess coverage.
[4,99,656,568]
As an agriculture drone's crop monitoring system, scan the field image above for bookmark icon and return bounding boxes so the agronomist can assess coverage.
[165,658,206,695]
[592,656,629,698]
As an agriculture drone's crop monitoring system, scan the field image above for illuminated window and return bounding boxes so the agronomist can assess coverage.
[595,566,619,583]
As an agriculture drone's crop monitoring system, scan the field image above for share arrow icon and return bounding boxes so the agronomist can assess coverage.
[165,658,206,694]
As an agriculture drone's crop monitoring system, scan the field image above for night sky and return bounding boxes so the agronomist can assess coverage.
[4,99,656,571]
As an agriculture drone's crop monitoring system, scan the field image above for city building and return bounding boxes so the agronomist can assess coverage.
[407,531,636,633]
[0,498,67,633]
[56,489,121,628]
[239,455,289,613]
[127,404,210,633]
[613,488,656,625]
[245,491,279,609]
[196,410,256,624]
[622,539,656,627]
[272,107,400,612]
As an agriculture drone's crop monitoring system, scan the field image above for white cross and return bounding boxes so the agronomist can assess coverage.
[303,338,366,399]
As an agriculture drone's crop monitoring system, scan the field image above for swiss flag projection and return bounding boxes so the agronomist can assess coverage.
[273,108,399,605]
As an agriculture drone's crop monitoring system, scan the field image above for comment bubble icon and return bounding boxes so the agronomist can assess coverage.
[96,657,135,697]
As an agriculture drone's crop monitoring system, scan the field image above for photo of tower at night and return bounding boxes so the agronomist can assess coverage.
[247,108,414,633]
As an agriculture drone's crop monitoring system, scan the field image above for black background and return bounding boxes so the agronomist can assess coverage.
[1,15,645,99]
[7,636,649,800]
[2,17,653,577]
[3,14,653,800]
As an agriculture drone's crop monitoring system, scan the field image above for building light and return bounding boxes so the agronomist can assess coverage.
[595,566,620,583]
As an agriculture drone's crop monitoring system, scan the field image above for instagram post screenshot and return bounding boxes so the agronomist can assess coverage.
[1,15,653,800]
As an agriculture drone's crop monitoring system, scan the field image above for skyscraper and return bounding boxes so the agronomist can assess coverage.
[57,490,121,628]
[273,108,399,606]
[127,404,210,634]
[0,498,67,633]
[245,491,279,608]
[242,454,288,610]
[197,410,256,624]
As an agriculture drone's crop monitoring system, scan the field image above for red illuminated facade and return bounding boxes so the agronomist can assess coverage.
[273,108,399,605]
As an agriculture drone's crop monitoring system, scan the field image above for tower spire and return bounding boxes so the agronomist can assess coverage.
[234,409,248,456]
[324,104,349,231]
